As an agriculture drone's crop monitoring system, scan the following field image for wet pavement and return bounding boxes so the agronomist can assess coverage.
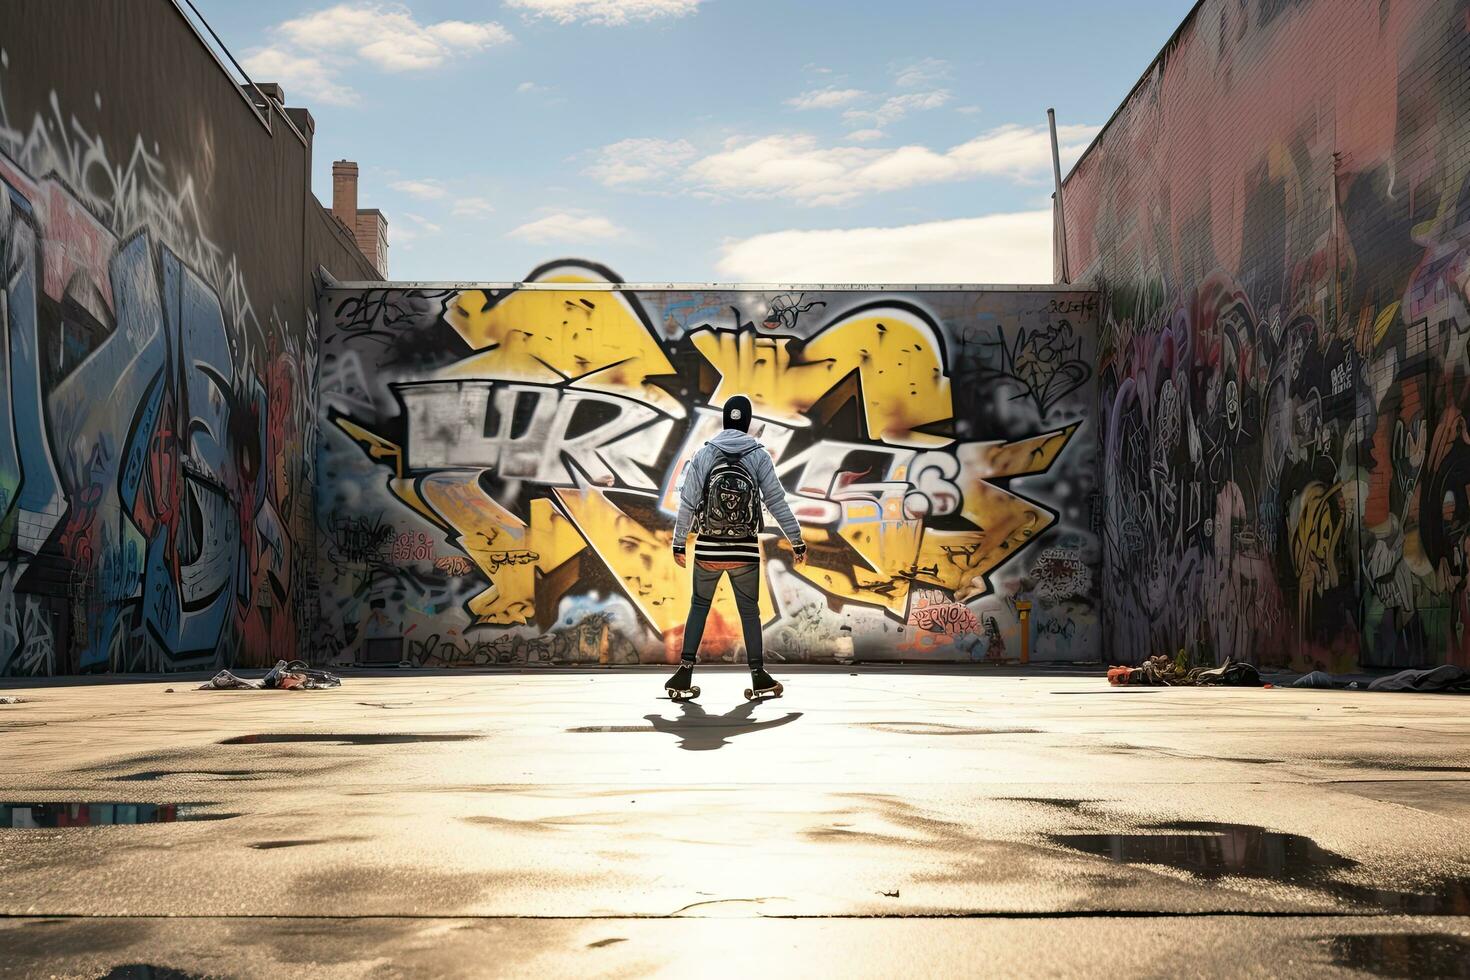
[1,666,1468,977]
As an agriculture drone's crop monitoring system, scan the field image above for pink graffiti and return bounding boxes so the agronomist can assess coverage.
[907,589,981,634]
[392,531,435,562]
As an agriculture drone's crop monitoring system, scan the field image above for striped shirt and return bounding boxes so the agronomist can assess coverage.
[693,534,762,565]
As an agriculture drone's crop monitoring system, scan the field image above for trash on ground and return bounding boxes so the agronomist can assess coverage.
[1108,654,1262,687]
[1283,666,1469,693]
[0,696,27,704]
[1367,665,1470,694]
[199,661,341,691]
[199,670,260,690]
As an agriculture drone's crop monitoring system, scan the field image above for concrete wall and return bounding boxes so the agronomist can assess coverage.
[0,0,379,675]
[1061,0,1470,670]
[317,263,1101,666]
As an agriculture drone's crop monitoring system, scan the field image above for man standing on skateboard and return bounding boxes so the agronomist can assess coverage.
[666,395,806,701]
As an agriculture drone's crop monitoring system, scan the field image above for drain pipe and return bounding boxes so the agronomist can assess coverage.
[1047,107,1070,285]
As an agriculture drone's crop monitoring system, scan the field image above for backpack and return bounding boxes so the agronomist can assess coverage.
[697,446,762,539]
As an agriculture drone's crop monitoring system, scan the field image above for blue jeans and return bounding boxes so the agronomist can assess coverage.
[681,562,763,669]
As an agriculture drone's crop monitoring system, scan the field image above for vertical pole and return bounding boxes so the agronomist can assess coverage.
[1016,601,1032,664]
[1048,108,1071,285]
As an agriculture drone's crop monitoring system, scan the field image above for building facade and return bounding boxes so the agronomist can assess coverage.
[1061,0,1470,671]
[0,0,381,674]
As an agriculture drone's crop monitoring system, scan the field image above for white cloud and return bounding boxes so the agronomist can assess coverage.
[716,211,1055,284]
[892,57,950,89]
[585,137,697,187]
[956,105,983,115]
[276,4,511,71]
[246,4,510,106]
[452,196,496,217]
[390,178,448,199]
[845,128,884,143]
[240,47,358,106]
[786,87,868,110]
[505,0,700,25]
[517,81,543,93]
[508,212,626,243]
[683,123,1099,206]
[843,89,951,127]
[394,212,443,247]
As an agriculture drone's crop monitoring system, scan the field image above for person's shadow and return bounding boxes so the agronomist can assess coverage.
[643,698,802,751]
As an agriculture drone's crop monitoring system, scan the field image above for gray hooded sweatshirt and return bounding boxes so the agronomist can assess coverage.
[672,429,804,557]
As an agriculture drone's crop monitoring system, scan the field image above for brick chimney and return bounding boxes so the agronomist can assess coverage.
[331,160,388,277]
[332,160,358,232]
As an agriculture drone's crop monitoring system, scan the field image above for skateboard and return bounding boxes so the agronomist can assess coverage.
[743,681,784,702]
[666,685,700,701]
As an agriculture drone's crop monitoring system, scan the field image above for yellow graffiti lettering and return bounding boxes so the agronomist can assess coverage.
[417,474,586,624]
[691,303,952,447]
[441,263,683,418]
[552,486,775,634]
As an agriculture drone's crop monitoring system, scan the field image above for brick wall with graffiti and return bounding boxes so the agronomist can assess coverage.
[316,265,1101,666]
[1060,0,1470,670]
[0,1,379,675]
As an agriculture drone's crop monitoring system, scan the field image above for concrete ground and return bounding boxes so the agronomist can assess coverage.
[1,666,1468,978]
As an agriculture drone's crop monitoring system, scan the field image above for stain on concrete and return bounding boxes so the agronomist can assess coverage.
[1324,933,1470,977]
[1050,822,1470,913]
[863,722,1041,735]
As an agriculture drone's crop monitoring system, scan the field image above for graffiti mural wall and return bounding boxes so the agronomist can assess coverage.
[0,0,378,675]
[1061,0,1470,670]
[317,266,1101,665]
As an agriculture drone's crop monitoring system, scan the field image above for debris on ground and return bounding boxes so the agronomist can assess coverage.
[0,696,27,704]
[199,670,260,690]
[199,661,341,691]
[1108,654,1262,687]
[263,660,341,690]
[1367,665,1470,694]
[1293,671,1340,689]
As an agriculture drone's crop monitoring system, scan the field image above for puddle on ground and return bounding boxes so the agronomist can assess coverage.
[219,733,479,745]
[112,769,285,782]
[1050,821,1470,913]
[1325,933,1470,977]
[2,803,235,827]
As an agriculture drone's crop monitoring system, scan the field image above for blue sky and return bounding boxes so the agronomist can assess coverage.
[195,0,1194,283]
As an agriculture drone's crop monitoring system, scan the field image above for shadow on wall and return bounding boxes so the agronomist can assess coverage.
[316,265,1103,667]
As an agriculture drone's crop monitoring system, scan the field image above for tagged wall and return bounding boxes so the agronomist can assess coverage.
[1061,0,1470,670]
[317,265,1101,666]
[0,1,379,675]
